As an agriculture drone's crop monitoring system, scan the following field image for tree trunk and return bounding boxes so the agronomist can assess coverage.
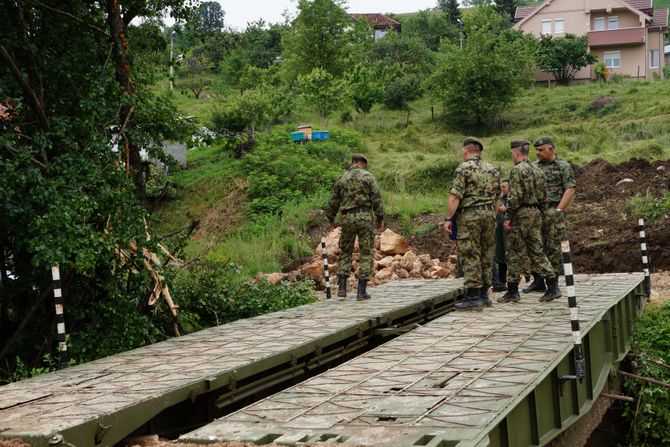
[106,0,146,199]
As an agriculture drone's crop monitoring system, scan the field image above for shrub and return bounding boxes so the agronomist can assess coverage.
[627,192,670,221]
[172,261,317,333]
[405,160,460,193]
[623,301,670,446]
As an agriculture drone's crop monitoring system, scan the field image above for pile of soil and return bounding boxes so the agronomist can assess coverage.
[569,158,670,273]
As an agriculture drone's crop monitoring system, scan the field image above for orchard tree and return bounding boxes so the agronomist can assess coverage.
[404,9,458,51]
[537,34,597,85]
[429,6,536,128]
[178,53,213,98]
[298,68,344,124]
[346,64,384,117]
[189,1,225,36]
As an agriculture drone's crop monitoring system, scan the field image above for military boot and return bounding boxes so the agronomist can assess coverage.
[497,282,520,303]
[455,288,483,311]
[539,276,562,302]
[356,278,371,301]
[522,272,546,293]
[337,275,348,298]
[480,285,493,307]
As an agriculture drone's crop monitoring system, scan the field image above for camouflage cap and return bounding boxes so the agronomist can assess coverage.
[510,139,530,149]
[351,153,368,163]
[533,136,554,147]
[463,137,484,151]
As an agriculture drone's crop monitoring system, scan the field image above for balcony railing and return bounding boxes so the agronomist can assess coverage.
[588,27,645,46]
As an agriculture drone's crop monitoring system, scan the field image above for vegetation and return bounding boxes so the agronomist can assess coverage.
[624,301,670,446]
[537,34,597,85]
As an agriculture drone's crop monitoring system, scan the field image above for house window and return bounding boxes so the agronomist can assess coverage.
[554,19,564,33]
[604,51,621,68]
[650,49,659,68]
[542,20,551,35]
[374,29,388,40]
[594,17,605,31]
[608,16,618,30]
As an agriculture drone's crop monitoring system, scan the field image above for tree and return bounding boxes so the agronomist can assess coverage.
[537,34,597,85]
[177,53,213,98]
[404,9,459,51]
[281,0,352,79]
[373,32,435,77]
[239,20,287,68]
[191,1,225,36]
[437,0,462,25]
[298,68,344,124]
[220,49,250,93]
[429,6,536,128]
[494,0,518,22]
[346,63,384,116]
[0,0,194,377]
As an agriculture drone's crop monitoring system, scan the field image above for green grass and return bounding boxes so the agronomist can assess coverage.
[153,78,670,277]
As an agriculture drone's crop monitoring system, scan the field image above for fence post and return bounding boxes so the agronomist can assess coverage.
[321,237,331,299]
[638,218,651,297]
[561,238,585,381]
[51,266,69,369]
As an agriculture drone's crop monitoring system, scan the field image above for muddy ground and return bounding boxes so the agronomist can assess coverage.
[397,157,670,275]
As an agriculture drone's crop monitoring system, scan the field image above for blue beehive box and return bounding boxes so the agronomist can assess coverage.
[291,131,305,142]
[312,130,329,141]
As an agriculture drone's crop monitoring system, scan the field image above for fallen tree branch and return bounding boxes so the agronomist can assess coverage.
[619,370,670,389]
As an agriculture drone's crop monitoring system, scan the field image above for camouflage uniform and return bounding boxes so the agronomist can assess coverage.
[450,157,501,289]
[506,160,555,283]
[326,166,384,280]
[535,156,576,273]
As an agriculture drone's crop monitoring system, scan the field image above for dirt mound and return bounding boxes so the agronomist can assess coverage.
[573,158,670,203]
[569,158,670,273]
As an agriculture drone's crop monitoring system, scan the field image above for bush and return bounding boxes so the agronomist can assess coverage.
[405,160,460,193]
[171,261,317,332]
[623,301,670,446]
[241,128,358,215]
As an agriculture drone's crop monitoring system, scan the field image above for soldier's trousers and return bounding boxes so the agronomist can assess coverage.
[339,211,376,279]
[507,208,554,282]
[542,208,565,274]
[456,208,496,289]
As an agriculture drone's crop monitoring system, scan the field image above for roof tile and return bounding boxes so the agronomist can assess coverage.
[651,8,668,27]
[515,6,537,20]
[350,13,400,28]
[623,0,652,11]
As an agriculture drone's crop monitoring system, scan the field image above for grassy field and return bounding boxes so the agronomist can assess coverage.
[152,78,670,276]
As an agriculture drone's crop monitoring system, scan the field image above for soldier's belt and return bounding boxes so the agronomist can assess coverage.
[341,206,372,215]
[461,204,494,212]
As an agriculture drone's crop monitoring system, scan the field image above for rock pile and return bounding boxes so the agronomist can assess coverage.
[256,228,454,290]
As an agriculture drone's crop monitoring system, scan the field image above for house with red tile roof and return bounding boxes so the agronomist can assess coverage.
[350,13,401,40]
[514,0,668,81]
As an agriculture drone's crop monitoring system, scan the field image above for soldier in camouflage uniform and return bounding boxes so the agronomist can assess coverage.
[444,138,501,310]
[326,154,384,301]
[498,140,559,303]
[522,137,576,298]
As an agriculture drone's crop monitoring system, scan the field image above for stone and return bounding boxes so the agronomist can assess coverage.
[418,254,432,266]
[379,229,410,255]
[425,265,450,279]
[377,256,395,269]
[299,258,323,281]
[265,272,286,285]
[400,251,419,271]
[375,267,395,281]
[656,165,666,173]
[397,268,410,279]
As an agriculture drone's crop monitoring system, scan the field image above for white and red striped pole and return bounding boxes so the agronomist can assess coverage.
[561,238,585,381]
[52,266,69,369]
[638,218,651,297]
[321,238,331,299]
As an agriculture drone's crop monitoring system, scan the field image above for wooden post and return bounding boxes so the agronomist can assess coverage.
[51,266,69,369]
[561,238,585,381]
[321,237,331,299]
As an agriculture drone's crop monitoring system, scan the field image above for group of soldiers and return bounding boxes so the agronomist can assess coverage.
[325,137,575,309]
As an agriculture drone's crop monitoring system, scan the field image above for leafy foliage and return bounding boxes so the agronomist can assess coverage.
[627,193,670,221]
[172,261,317,333]
[346,64,385,115]
[298,68,344,123]
[429,6,536,128]
[537,34,597,85]
[403,9,459,51]
[624,302,670,446]
[437,0,463,25]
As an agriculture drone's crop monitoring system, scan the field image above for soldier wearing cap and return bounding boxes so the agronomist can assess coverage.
[522,137,576,296]
[498,139,558,303]
[326,153,384,300]
[444,138,501,310]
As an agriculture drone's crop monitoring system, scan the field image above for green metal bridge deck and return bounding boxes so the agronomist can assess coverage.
[180,273,646,447]
[0,279,465,447]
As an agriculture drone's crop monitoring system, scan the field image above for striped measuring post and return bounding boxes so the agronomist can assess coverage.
[638,218,651,297]
[560,238,586,381]
[321,237,331,299]
[51,266,69,369]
